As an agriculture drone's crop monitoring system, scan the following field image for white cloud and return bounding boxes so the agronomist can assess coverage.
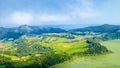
[9,0,99,25]
[73,8,100,19]
[79,11,100,19]
[34,0,100,23]
[67,0,100,19]
[36,14,71,22]
[10,11,33,25]
[0,0,101,26]
[81,0,93,8]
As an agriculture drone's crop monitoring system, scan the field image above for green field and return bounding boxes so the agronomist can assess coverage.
[53,39,120,68]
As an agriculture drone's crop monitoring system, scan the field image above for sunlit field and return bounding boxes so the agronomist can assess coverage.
[53,39,120,68]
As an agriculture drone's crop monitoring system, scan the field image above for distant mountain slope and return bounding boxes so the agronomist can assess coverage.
[1,24,120,40]
[69,24,120,33]
[0,25,67,40]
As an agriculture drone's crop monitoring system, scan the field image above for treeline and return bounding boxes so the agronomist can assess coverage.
[84,40,110,55]
[102,32,120,41]
[87,32,120,42]
[40,33,75,39]
[0,53,72,68]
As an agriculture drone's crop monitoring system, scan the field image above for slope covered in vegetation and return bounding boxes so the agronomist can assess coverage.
[0,33,110,68]
[0,25,66,40]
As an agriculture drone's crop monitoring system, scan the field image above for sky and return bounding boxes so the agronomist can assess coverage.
[0,0,120,27]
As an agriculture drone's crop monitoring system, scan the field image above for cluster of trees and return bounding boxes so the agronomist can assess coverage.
[40,33,75,39]
[101,32,120,41]
[87,32,120,42]
[84,40,110,55]
[0,53,71,68]
[11,37,53,56]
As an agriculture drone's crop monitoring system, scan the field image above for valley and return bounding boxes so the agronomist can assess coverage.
[0,24,119,68]
[1,0,120,68]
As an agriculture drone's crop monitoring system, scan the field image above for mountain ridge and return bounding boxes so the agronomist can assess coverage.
[0,24,120,40]
[0,25,67,40]
[69,24,120,33]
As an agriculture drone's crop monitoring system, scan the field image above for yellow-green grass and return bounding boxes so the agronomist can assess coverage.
[54,39,120,68]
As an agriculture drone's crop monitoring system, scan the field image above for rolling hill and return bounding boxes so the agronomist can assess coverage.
[0,25,66,40]
[69,24,120,33]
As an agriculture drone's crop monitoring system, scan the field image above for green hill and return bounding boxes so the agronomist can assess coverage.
[0,33,110,68]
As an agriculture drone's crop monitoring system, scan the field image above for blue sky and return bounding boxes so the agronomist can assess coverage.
[0,0,120,27]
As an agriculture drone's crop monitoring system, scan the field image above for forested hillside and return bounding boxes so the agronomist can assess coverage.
[0,25,66,40]
[69,24,120,33]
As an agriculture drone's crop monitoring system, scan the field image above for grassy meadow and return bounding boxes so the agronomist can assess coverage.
[53,39,120,68]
